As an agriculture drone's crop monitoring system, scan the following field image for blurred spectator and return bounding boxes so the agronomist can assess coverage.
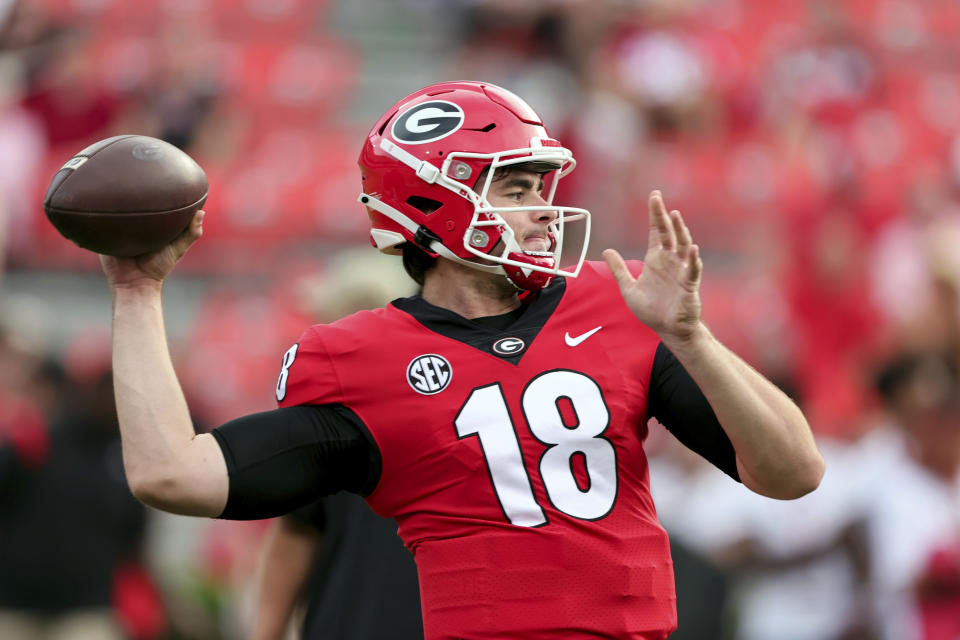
[0,0,48,267]
[251,494,422,640]
[0,327,50,480]
[248,249,421,640]
[105,18,221,151]
[869,164,960,363]
[650,424,876,640]
[780,199,882,437]
[646,431,734,640]
[19,28,124,150]
[0,341,164,640]
[864,352,960,640]
[0,68,45,269]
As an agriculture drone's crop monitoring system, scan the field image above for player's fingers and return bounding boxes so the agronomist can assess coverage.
[191,210,205,239]
[184,210,204,242]
[172,210,205,256]
[648,191,675,251]
[687,244,703,286]
[602,248,634,291]
[672,209,692,256]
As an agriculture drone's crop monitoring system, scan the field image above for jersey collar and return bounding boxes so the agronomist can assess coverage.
[391,277,567,365]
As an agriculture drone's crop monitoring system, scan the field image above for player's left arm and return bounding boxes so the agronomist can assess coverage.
[604,191,824,500]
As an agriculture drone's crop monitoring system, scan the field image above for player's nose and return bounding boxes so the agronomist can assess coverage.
[529,193,557,223]
[533,208,558,226]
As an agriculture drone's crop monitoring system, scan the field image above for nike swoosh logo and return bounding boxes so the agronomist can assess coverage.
[565,326,602,347]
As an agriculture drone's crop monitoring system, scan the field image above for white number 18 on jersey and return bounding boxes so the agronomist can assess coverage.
[454,369,618,527]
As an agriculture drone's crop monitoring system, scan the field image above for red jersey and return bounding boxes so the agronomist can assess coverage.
[277,260,676,639]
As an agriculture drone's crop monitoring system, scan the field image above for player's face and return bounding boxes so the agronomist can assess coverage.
[485,169,557,253]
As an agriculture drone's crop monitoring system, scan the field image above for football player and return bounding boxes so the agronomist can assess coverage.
[101,81,824,639]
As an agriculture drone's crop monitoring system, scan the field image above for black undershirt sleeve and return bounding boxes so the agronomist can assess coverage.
[210,404,381,520]
[647,343,741,481]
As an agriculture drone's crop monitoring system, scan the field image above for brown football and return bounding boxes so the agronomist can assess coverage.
[43,135,208,257]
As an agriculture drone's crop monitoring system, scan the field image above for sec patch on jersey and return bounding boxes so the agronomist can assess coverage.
[407,354,452,395]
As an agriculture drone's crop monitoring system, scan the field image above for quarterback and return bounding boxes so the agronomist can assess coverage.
[101,81,823,639]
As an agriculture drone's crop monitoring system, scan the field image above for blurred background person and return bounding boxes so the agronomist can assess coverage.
[864,351,960,640]
[248,250,422,640]
[251,494,422,640]
[0,330,165,640]
[650,422,878,640]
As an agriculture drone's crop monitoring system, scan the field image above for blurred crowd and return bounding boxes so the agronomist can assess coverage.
[1,0,960,638]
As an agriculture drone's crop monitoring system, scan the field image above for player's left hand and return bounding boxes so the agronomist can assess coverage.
[603,190,703,344]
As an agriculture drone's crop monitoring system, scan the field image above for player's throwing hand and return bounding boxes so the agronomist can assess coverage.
[100,210,205,290]
[602,190,703,344]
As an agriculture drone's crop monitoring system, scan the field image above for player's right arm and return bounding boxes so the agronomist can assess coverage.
[103,211,229,516]
[103,213,381,518]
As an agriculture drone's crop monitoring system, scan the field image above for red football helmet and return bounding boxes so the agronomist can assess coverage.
[358,81,591,291]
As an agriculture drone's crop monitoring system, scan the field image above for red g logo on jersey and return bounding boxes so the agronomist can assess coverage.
[407,354,453,395]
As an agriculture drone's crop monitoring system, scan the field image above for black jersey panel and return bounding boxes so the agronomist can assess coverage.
[648,343,741,481]
[211,404,381,520]
[391,277,567,364]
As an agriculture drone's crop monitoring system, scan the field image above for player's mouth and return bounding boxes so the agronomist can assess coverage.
[522,234,550,253]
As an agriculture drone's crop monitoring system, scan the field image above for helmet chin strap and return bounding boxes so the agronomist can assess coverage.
[502,253,555,291]
[486,223,558,291]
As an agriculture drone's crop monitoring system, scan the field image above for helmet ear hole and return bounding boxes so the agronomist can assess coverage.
[406,196,443,214]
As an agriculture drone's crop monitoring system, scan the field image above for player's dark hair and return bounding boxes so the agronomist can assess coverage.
[400,195,442,286]
[400,242,437,287]
[401,242,436,286]
[475,161,554,189]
